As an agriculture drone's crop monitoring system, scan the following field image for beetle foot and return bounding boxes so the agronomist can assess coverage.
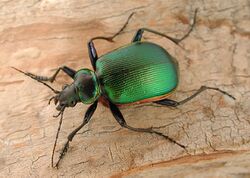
[151,129,187,150]
[54,140,70,168]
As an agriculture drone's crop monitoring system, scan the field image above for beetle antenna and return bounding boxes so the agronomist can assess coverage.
[51,106,65,168]
[53,109,64,118]
[11,67,60,94]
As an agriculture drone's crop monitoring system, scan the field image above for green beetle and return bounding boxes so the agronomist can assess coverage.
[13,9,235,168]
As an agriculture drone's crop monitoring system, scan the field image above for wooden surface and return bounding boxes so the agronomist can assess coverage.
[0,0,250,177]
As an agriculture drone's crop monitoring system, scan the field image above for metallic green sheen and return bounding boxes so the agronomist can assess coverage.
[96,42,179,104]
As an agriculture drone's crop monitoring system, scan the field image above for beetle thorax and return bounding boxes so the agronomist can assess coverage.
[74,69,100,104]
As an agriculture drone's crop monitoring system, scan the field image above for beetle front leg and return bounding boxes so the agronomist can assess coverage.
[12,65,76,82]
[52,101,98,168]
[109,101,186,149]
[155,85,236,107]
[132,9,198,45]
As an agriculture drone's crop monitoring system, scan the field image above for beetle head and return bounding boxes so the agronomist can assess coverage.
[51,83,80,111]
[50,68,100,111]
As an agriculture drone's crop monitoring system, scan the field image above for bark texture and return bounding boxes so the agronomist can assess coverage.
[0,0,250,177]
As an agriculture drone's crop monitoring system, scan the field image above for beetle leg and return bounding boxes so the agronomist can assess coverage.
[88,12,134,70]
[53,101,98,168]
[154,98,180,107]
[155,85,236,107]
[88,41,98,70]
[109,101,186,149]
[132,8,198,45]
[12,65,76,82]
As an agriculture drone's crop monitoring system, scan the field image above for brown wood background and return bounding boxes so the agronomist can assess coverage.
[0,0,250,177]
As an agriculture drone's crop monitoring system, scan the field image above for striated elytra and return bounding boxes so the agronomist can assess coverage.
[96,41,179,104]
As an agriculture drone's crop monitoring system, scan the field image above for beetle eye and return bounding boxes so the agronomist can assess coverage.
[75,86,79,93]
[70,100,76,106]
[62,84,68,90]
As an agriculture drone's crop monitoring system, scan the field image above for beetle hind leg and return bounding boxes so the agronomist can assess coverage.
[132,8,198,45]
[155,85,236,107]
[109,101,186,150]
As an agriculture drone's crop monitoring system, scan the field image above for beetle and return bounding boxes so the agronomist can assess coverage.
[13,9,235,168]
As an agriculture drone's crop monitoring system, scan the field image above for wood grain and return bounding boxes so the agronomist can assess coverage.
[0,0,250,177]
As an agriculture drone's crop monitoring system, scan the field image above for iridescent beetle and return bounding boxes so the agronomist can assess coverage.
[13,9,235,168]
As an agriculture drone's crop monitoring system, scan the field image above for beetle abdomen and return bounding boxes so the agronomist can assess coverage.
[96,42,179,104]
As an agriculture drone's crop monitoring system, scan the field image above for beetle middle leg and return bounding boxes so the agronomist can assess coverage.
[132,9,198,45]
[109,101,186,149]
[88,12,135,70]
[154,85,236,107]
[52,101,98,168]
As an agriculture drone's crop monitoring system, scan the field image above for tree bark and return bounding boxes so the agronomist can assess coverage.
[0,0,250,177]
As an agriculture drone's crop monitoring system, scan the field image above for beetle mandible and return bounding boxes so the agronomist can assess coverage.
[13,9,236,168]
